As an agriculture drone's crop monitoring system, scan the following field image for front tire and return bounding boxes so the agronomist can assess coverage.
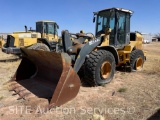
[28,43,50,51]
[85,50,115,86]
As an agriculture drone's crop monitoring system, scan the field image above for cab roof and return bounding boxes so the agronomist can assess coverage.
[94,7,133,15]
[36,20,56,23]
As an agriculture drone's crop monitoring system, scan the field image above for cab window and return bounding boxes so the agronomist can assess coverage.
[48,23,54,34]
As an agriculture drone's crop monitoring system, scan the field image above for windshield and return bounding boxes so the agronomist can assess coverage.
[47,23,55,34]
[36,22,56,35]
[96,10,115,45]
[96,11,110,36]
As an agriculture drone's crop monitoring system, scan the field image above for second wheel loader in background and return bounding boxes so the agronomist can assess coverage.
[9,8,146,110]
[2,20,60,55]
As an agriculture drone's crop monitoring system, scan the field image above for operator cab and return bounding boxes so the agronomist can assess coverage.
[94,8,133,48]
[36,20,59,40]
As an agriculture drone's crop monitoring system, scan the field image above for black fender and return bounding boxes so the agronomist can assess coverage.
[73,37,101,73]
[37,38,51,49]
[97,46,120,65]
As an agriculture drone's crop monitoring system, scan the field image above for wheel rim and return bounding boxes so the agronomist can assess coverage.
[136,57,143,70]
[101,61,111,79]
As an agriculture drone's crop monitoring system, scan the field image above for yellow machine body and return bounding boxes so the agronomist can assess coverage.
[0,36,5,48]
[98,30,146,66]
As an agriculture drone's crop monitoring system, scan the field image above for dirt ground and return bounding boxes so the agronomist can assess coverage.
[0,42,160,120]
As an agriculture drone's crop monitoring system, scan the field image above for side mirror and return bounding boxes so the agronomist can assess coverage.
[93,16,95,23]
[57,25,59,29]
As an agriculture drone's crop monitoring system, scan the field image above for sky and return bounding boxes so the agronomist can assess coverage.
[0,0,160,35]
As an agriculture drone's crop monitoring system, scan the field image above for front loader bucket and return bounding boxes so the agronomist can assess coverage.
[9,48,81,110]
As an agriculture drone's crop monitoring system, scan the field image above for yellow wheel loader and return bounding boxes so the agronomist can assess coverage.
[9,8,146,110]
[0,35,5,48]
[2,20,59,55]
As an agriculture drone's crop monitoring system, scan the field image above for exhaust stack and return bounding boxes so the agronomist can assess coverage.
[24,25,28,32]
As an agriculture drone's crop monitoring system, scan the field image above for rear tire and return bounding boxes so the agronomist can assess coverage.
[84,50,115,86]
[130,49,144,71]
[28,43,50,51]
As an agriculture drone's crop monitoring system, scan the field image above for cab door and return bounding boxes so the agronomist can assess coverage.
[116,11,130,46]
[47,23,58,42]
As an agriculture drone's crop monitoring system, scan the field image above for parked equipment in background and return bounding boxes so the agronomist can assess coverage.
[0,35,5,48]
[2,20,60,55]
[143,39,150,44]
[142,33,152,44]
[9,8,146,110]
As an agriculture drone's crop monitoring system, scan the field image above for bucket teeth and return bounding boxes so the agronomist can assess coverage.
[8,82,30,99]
[23,93,36,100]
[17,96,24,100]
[14,86,26,93]
[18,89,36,100]
[9,81,17,84]
[9,86,16,91]
[18,90,31,98]
[12,88,26,95]
[9,83,21,91]
[9,82,36,100]
[17,93,31,100]
[12,92,19,95]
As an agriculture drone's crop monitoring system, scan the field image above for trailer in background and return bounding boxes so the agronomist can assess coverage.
[141,33,153,44]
